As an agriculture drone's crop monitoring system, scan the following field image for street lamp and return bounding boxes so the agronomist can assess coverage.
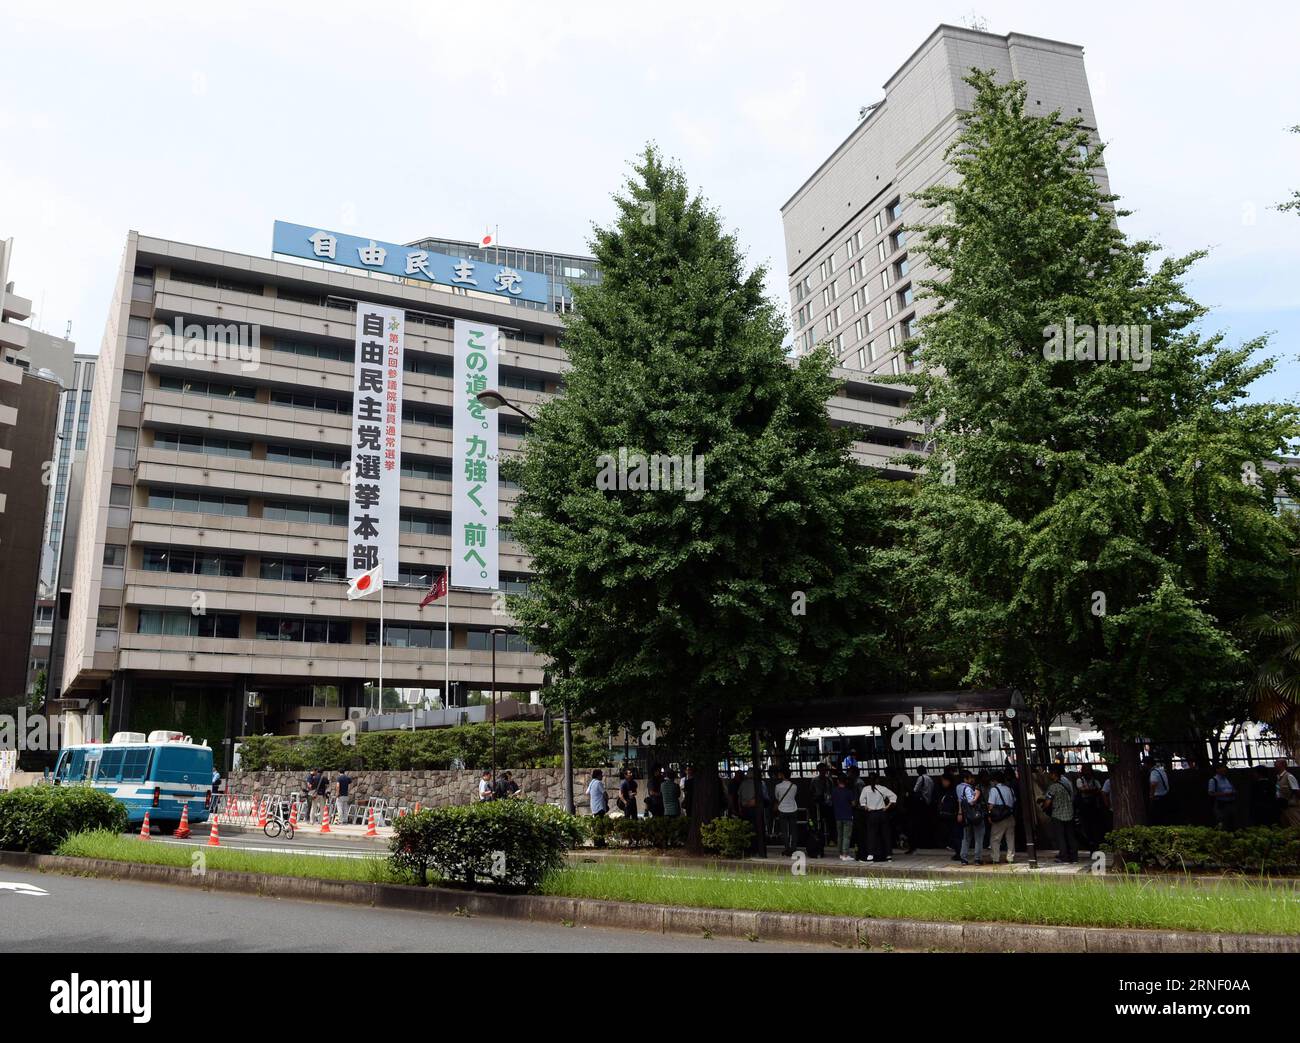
[489,627,508,783]
[475,388,537,424]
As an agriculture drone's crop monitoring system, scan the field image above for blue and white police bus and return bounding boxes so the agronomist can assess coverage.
[51,730,214,829]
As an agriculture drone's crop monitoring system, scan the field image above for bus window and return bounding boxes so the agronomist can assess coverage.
[55,749,86,782]
[120,748,152,783]
[95,748,125,781]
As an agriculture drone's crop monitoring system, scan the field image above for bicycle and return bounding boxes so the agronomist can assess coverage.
[262,804,296,840]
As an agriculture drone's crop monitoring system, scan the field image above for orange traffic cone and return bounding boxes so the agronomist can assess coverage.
[139,812,152,840]
[175,804,191,839]
[288,802,298,829]
[207,816,221,847]
[319,804,331,833]
[365,807,378,837]
[414,802,421,814]
[257,798,268,829]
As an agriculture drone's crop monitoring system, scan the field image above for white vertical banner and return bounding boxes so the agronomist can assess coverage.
[347,302,404,582]
[452,319,499,590]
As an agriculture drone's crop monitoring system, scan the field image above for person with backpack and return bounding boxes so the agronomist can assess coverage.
[956,770,985,866]
[907,766,935,854]
[831,775,857,861]
[986,771,1017,863]
[1041,765,1078,863]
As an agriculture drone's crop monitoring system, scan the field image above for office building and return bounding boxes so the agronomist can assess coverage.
[781,25,1108,377]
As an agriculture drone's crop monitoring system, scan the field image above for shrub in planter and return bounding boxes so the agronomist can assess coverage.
[389,798,584,891]
[613,815,689,849]
[1104,825,1300,874]
[0,785,129,854]
[699,815,755,859]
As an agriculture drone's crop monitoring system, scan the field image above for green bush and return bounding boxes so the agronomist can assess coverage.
[238,722,609,772]
[389,798,584,891]
[608,815,689,849]
[0,785,129,854]
[699,815,755,859]
[1104,825,1300,874]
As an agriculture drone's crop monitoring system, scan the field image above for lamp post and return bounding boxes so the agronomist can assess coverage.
[489,627,508,784]
[475,389,537,424]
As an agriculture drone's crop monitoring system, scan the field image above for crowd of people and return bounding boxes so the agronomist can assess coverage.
[583,755,1300,863]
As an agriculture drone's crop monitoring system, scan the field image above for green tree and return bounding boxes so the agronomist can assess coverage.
[899,71,1300,827]
[507,146,902,848]
[1244,523,1300,756]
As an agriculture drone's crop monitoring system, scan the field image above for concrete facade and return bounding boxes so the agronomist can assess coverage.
[58,222,919,757]
[781,25,1108,379]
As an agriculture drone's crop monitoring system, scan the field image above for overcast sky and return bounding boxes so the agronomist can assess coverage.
[1,0,1296,401]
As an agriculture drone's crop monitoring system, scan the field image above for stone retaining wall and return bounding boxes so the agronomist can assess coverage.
[226,768,606,811]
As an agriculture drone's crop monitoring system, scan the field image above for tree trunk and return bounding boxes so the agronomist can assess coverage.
[686,760,724,853]
[1103,724,1145,829]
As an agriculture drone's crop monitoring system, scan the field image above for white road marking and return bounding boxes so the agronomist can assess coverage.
[0,881,49,897]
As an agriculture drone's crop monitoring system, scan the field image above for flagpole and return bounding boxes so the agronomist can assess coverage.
[444,565,451,713]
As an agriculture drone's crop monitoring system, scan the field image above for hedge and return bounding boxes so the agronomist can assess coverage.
[0,785,129,854]
[237,721,609,773]
[588,814,689,849]
[388,799,584,891]
[700,816,756,859]
[1104,825,1300,874]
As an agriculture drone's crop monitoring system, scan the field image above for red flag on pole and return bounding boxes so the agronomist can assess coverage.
[420,569,448,608]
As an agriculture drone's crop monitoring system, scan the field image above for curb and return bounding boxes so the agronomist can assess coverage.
[3,851,1295,953]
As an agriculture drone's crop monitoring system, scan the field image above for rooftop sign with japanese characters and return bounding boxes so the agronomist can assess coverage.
[272,220,549,305]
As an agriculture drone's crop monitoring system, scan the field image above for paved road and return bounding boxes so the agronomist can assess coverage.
[0,867,830,953]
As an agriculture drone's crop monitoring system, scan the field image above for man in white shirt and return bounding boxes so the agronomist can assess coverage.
[477,770,493,802]
[773,769,801,856]
[986,771,1017,863]
[858,776,897,862]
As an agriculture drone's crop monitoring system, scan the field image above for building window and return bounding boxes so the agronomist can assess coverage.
[143,547,244,577]
[146,487,249,517]
[895,255,910,279]
[466,631,534,654]
[263,500,347,526]
[138,609,240,638]
[255,615,351,644]
[131,268,154,302]
[365,622,448,649]
[877,241,887,264]
[886,199,903,223]
[266,444,350,469]
[158,375,257,401]
[259,557,345,583]
[885,297,895,321]
[153,431,253,458]
[900,284,914,307]
[890,229,907,252]
[114,426,137,469]
[873,213,884,235]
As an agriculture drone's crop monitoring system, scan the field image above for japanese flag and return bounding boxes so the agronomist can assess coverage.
[347,563,383,600]
[481,231,493,246]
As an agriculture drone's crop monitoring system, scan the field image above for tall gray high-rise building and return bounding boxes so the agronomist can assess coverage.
[781,24,1108,378]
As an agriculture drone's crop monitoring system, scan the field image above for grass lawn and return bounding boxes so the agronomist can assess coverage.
[51,831,1297,936]
[57,830,404,885]
[540,862,1300,936]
